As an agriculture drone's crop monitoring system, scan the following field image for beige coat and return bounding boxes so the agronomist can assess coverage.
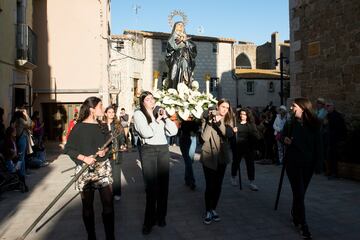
[200,118,233,170]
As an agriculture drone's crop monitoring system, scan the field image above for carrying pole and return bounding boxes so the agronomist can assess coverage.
[35,192,81,232]
[274,150,286,210]
[18,165,88,240]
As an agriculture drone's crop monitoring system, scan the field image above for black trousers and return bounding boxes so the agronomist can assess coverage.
[203,164,226,211]
[179,134,195,185]
[140,144,170,227]
[110,154,122,197]
[231,148,255,181]
[286,163,314,225]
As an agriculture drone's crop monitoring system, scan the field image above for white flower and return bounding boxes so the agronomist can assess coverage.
[177,83,189,95]
[165,106,176,116]
[191,105,203,119]
[155,81,217,120]
[191,81,199,90]
[162,96,174,105]
[167,88,178,95]
[178,108,190,120]
[153,90,162,99]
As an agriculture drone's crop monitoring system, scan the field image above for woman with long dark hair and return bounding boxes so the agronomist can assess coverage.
[231,108,260,190]
[64,97,115,240]
[133,91,178,235]
[283,97,322,240]
[104,105,126,201]
[200,99,235,224]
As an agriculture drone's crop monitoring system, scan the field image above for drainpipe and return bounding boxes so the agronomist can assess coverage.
[231,42,239,107]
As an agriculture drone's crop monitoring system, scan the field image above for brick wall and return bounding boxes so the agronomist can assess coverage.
[289,0,360,124]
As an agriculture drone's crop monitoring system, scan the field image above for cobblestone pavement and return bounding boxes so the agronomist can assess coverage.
[0,142,359,240]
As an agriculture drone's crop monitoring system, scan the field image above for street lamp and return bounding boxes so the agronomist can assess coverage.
[275,52,289,105]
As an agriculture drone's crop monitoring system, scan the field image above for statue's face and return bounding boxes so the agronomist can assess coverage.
[175,23,184,33]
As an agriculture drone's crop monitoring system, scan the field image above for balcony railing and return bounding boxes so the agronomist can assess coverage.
[16,23,37,68]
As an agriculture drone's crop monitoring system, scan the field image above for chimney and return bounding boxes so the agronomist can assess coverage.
[271,32,280,70]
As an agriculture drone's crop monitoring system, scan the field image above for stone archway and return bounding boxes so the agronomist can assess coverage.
[236,53,252,69]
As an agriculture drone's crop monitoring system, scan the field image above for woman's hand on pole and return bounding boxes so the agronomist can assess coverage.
[96,148,108,158]
[83,156,96,165]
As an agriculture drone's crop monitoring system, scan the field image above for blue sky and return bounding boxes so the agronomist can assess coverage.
[110,0,289,45]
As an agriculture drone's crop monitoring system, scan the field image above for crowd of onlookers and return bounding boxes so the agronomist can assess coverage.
[0,96,347,196]
[0,105,48,194]
[230,98,347,180]
[148,98,347,182]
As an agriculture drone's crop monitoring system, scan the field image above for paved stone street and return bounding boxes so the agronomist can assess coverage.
[1,142,359,240]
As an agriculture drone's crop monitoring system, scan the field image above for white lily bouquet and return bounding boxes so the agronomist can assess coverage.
[153,81,218,121]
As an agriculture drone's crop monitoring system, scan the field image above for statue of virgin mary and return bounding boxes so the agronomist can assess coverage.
[165,21,197,89]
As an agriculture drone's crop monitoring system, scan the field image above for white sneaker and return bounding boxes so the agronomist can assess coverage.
[231,176,238,186]
[114,195,121,201]
[249,182,259,191]
[203,211,212,225]
[211,210,220,222]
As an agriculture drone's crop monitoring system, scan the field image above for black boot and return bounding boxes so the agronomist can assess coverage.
[300,224,312,239]
[102,212,115,240]
[142,219,156,235]
[83,214,96,240]
[291,209,300,227]
[18,175,29,193]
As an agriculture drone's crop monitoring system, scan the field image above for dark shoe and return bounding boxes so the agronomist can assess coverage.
[83,215,96,240]
[203,211,212,225]
[157,219,166,227]
[189,183,196,190]
[327,175,337,180]
[300,224,312,239]
[102,212,115,240]
[291,210,300,227]
[142,225,152,235]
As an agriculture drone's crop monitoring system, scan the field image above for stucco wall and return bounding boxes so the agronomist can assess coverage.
[32,0,110,105]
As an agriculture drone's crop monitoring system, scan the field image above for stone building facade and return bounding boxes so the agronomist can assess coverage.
[109,30,236,114]
[289,0,360,123]
[289,0,360,176]
[234,32,290,107]
[110,31,290,114]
